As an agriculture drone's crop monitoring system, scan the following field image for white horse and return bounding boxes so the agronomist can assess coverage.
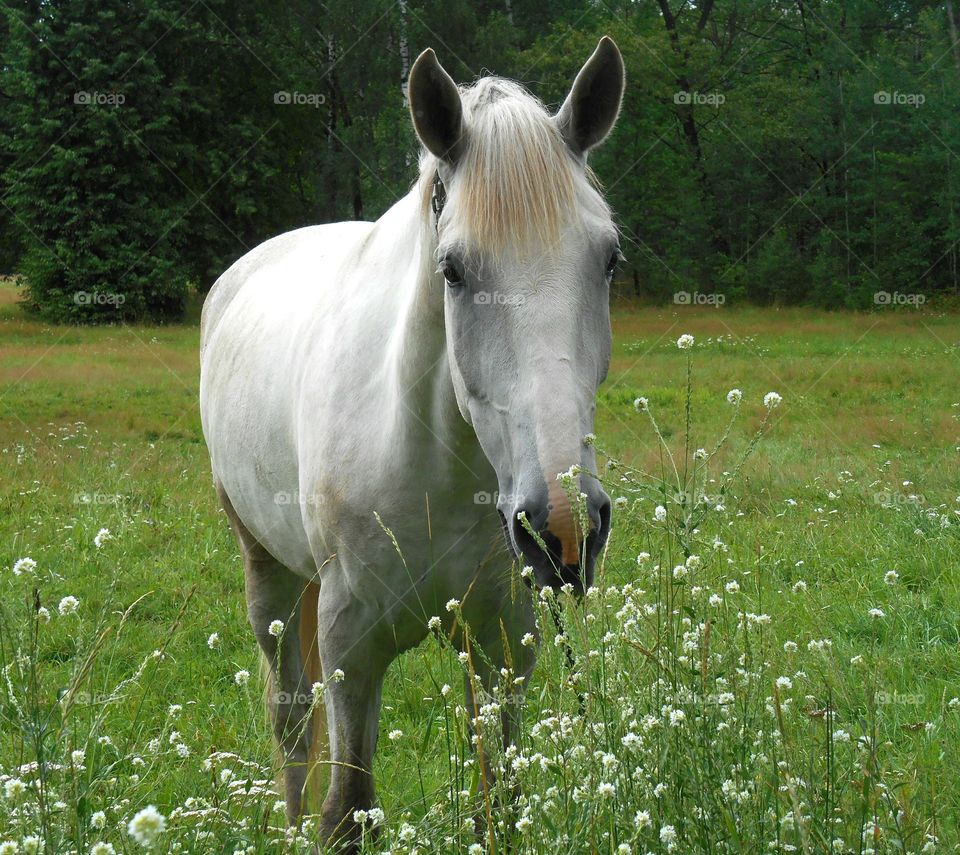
[199,37,624,846]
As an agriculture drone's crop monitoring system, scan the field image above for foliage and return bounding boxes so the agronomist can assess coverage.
[2,2,960,320]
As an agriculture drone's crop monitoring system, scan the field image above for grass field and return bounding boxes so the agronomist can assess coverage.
[1,277,959,853]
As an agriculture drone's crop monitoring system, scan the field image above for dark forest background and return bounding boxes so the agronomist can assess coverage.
[1,1,959,322]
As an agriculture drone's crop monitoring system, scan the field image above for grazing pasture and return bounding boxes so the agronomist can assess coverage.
[1,280,959,852]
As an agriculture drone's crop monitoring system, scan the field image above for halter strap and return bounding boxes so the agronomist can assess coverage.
[430,171,446,230]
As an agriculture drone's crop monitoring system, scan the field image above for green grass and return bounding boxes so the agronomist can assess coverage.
[1,279,959,853]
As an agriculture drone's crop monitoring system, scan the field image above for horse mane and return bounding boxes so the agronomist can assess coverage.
[418,77,607,256]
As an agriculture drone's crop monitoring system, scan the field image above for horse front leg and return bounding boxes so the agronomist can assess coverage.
[315,589,389,850]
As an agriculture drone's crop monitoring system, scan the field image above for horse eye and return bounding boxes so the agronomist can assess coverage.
[440,258,464,286]
[605,249,623,278]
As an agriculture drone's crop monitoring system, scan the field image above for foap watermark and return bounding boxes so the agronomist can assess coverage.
[875,690,922,706]
[674,290,725,307]
[873,90,925,108]
[674,90,725,108]
[272,690,320,705]
[874,291,925,308]
[74,90,125,107]
[873,490,924,507]
[474,291,525,307]
[274,91,327,108]
[73,492,122,506]
[473,490,522,506]
[273,490,325,507]
[74,291,125,307]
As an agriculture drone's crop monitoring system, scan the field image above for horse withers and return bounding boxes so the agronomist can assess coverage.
[199,36,624,846]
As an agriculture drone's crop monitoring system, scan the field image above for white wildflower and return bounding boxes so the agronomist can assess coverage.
[127,805,166,846]
[12,557,36,576]
[58,596,79,616]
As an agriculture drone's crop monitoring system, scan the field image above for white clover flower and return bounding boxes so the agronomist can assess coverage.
[71,749,86,765]
[12,557,37,576]
[776,676,793,690]
[614,496,628,510]
[207,632,220,649]
[167,704,181,718]
[672,565,687,580]
[597,781,616,798]
[763,391,782,409]
[427,615,442,631]
[399,823,416,842]
[445,598,460,613]
[515,816,533,833]
[37,606,50,623]
[633,396,649,412]
[91,843,115,855]
[677,334,694,350]
[521,633,535,647]
[583,433,596,446]
[660,824,678,846]
[94,528,112,548]
[635,809,652,828]
[783,641,798,653]
[21,838,41,855]
[708,593,722,607]
[440,684,451,697]
[636,552,651,564]
[234,670,250,686]
[329,668,345,682]
[520,565,534,580]
[654,505,667,522]
[693,447,707,460]
[3,778,26,800]
[0,842,18,855]
[91,811,107,829]
[268,620,284,637]
[833,729,851,743]
[58,596,80,616]
[669,709,686,727]
[388,729,403,741]
[792,580,807,593]
[868,608,885,619]
[686,554,702,570]
[367,807,385,826]
[468,845,484,855]
[127,805,166,846]
[726,388,742,405]
[725,580,740,593]
[884,570,899,585]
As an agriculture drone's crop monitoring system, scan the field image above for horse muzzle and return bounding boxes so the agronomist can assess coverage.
[500,482,611,594]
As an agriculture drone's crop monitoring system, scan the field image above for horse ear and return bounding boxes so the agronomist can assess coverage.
[408,48,465,163]
[555,36,625,157]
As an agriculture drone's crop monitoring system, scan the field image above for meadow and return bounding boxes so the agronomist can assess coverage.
[1,278,959,853]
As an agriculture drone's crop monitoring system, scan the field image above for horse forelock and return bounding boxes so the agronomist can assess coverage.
[418,77,608,256]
